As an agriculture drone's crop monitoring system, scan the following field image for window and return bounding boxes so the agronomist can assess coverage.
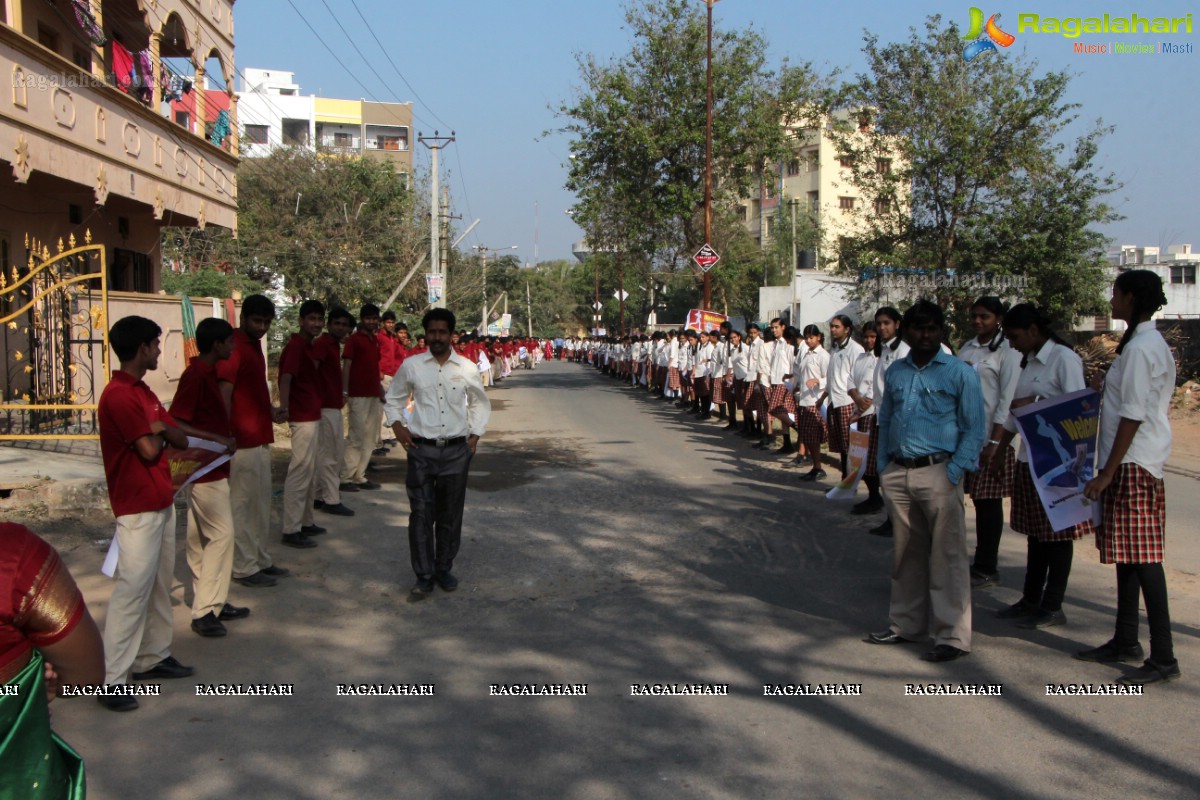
[839,196,856,211]
[786,158,800,177]
[874,198,889,216]
[111,248,153,293]
[875,158,892,176]
[334,132,352,147]
[805,150,818,172]
[1170,264,1197,284]
[175,111,190,130]
[377,135,403,151]
[37,24,59,53]
[839,156,854,169]
[807,191,819,212]
[738,205,748,221]
[244,124,268,145]
[73,46,92,72]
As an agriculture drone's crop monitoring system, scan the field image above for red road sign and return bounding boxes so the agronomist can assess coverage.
[693,243,720,272]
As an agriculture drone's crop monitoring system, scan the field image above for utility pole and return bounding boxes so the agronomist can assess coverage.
[618,265,625,336]
[473,245,517,334]
[702,0,719,311]
[419,130,455,308]
[526,281,533,337]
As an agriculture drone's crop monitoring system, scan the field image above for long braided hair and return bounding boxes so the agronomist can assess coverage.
[1114,270,1168,355]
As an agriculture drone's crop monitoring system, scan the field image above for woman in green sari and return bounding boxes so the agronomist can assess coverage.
[2,522,104,799]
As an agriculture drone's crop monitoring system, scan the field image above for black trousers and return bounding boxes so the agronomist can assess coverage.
[1115,563,1175,664]
[405,440,472,578]
[1022,538,1074,612]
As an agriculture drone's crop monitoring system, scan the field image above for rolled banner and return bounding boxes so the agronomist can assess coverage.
[826,422,871,501]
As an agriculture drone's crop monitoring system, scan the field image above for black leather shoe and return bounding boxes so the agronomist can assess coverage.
[97,694,139,712]
[338,482,361,493]
[851,496,884,515]
[436,571,459,592]
[865,630,914,645]
[132,655,194,680]
[261,565,290,578]
[996,600,1037,620]
[318,503,355,517]
[970,570,1000,589]
[356,480,381,491]
[313,499,326,510]
[233,570,277,588]
[1118,660,1181,687]
[372,447,388,456]
[1074,640,1145,663]
[798,469,826,482]
[281,532,317,549]
[922,645,969,662]
[1017,609,1066,629]
[411,576,435,596]
[867,519,893,537]
[218,603,250,621]
[300,524,327,536]
[191,612,227,638]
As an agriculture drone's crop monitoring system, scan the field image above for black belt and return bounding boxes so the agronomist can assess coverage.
[892,452,951,469]
[410,436,467,447]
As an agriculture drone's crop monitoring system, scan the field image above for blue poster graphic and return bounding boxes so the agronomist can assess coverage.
[1012,388,1102,532]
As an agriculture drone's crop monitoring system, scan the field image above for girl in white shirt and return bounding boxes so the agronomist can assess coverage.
[1080,271,1178,686]
[865,307,903,535]
[795,325,830,481]
[727,329,748,431]
[847,322,880,509]
[823,314,866,479]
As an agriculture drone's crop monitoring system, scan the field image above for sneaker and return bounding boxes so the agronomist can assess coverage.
[798,469,827,482]
[233,570,277,588]
[1118,660,1182,687]
[191,612,227,638]
[218,603,251,621]
[411,576,435,596]
[970,570,1000,589]
[1017,608,1067,629]
[131,655,193,680]
[1075,640,1145,663]
[436,571,459,592]
[281,532,318,549]
[318,502,355,517]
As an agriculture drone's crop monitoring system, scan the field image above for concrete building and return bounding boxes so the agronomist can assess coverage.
[1,0,239,435]
[233,68,413,180]
[1093,243,1200,330]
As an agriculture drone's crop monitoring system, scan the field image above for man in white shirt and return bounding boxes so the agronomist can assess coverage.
[385,308,491,597]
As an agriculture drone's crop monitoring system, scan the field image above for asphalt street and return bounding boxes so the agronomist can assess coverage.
[51,360,1200,800]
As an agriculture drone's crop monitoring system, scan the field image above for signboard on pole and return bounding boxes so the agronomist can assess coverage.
[693,243,720,272]
[685,308,728,332]
[425,273,445,304]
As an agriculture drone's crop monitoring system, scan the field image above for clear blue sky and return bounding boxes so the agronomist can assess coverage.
[236,1,1199,264]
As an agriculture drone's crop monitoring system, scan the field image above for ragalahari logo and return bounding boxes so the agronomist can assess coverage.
[963,7,1016,61]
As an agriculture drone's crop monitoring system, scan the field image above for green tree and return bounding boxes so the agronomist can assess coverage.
[831,16,1118,329]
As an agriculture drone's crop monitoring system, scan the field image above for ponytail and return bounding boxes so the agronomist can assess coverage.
[1113,270,1168,355]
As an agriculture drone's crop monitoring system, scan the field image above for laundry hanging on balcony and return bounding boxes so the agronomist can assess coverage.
[209,110,231,146]
[54,0,107,45]
[111,41,134,92]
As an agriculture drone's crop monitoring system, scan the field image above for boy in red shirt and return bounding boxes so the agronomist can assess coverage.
[279,300,327,549]
[341,303,383,490]
[377,311,402,451]
[170,317,247,638]
[313,307,355,516]
[98,316,224,709]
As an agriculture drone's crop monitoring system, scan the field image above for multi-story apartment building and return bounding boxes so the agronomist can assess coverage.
[1097,243,1199,327]
[1,0,238,435]
[231,68,412,181]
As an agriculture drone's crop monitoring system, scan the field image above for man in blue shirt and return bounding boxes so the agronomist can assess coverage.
[866,300,985,662]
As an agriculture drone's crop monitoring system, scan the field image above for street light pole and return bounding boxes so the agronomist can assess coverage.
[419,131,455,308]
[702,0,718,311]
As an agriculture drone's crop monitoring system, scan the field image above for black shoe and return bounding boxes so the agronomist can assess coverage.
[261,565,290,578]
[865,630,914,645]
[798,469,827,482]
[1017,609,1067,629]
[996,600,1037,620]
[783,461,806,469]
[851,496,885,515]
[356,480,381,491]
[318,502,355,516]
[132,655,194,680]
[970,570,1000,589]
[366,462,378,472]
[97,693,139,712]
[313,499,326,510]
[300,524,327,536]
[752,439,773,450]
[867,520,893,537]
[922,645,969,662]
[338,482,361,493]
[218,603,250,621]
[411,576,435,596]
[436,571,459,592]
[1118,660,1181,687]
[697,412,713,420]
[724,422,739,430]
[281,532,318,549]
[191,612,227,637]
[233,570,277,588]
[1074,640,1145,664]
[372,447,388,456]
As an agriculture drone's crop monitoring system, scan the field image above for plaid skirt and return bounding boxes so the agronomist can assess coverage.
[667,367,681,390]
[711,374,727,405]
[859,413,879,476]
[1097,463,1166,564]
[746,382,768,416]
[966,445,1017,500]
[827,403,856,454]
[1010,461,1094,541]
[796,404,827,443]
[767,384,796,417]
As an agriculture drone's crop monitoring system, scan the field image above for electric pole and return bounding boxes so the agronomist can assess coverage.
[419,130,455,308]
[702,0,719,310]
[526,281,533,337]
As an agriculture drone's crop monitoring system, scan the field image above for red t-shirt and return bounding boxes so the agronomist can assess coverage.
[170,358,232,482]
[98,370,176,517]
[278,334,322,423]
[216,329,274,448]
[342,329,381,398]
[312,333,344,410]
[378,331,400,378]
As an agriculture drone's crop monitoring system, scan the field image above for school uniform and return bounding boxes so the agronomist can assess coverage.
[765,339,797,419]
[849,348,879,454]
[312,332,346,507]
[959,337,1022,499]
[341,329,383,486]
[827,337,865,454]
[279,333,323,537]
[794,345,829,443]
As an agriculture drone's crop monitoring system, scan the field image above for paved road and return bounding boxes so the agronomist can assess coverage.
[50,361,1200,799]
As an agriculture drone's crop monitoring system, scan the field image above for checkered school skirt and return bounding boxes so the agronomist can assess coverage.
[766,384,796,419]
[1010,461,1095,541]
[1097,463,1166,564]
[827,403,856,454]
[795,405,827,444]
[859,413,879,476]
[966,445,1017,500]
[711,375,727,405]
[667,367,681,390]
[745,382,768,417]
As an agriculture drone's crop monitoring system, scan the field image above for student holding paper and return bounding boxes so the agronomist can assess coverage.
[822,315,865,479]
[847,322,880,511]
[794,325,830,481]
[1081,271,1179,687]
[170,317,247,638]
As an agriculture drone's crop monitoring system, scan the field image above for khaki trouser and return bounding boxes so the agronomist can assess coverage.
[342,396,382,485]
[103,506,177,684]
[185,478,235,619]
[230,445,273,578]
[317,408,345,505]
[282,420,319,534]
[379,375,396,443]
[881,461,973,651]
